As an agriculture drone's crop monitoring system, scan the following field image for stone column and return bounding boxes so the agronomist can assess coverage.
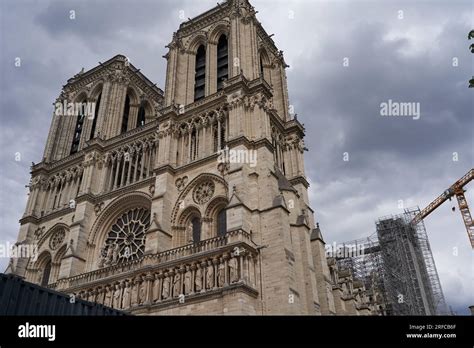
[207,40,217,95]
[113,155,121,189]
[106,160,114,192]
[223,253,230,287]
[125,151,133,185]
[212,258,219,290]
[179,266,185,297]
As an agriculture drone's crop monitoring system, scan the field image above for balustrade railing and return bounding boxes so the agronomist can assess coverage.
[102,132,158,194]
[50,230,257,311]
[49,230,253,289]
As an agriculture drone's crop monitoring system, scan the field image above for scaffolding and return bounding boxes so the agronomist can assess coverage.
[335,234,387,314]
[335,234,382,288]
[336,207,448,315]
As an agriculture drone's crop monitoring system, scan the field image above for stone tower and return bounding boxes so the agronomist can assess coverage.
[8,0,337,315]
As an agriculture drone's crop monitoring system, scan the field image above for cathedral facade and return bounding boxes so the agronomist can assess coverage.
[8,0,377,315]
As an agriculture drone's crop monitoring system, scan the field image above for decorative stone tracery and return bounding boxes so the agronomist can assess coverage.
[49,229,66,250]
[193,181,215,205]
[98,207,151,268]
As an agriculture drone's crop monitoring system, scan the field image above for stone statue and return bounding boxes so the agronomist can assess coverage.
[184,270,192,295]
[195,267,203,292]
[122,283,130,309]
[112,244,120,264]
[162,276,170,299]
[139,279,147,304]
[206,262,214,289]
[97,246,107,268]
[268,97,274,110]
[186,222,194,244]
[104,286,112,307]
[217,261,225,287]
[229,257,239,283]
[173,273,181,297]
[96,289,104,305]
[113,284,121,309]
[65,238,74,255]
[7,258,14,273]
[131,281,138,306]
[152,276,160,302]
[104,245,113,267]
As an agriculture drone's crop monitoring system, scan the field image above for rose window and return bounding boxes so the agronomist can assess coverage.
[193,181,215,204]
[49,229,65,250]
[104,208,150,263]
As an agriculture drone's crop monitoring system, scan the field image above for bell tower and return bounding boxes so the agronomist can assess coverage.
[163,0,290,121]
[156,0,328,314]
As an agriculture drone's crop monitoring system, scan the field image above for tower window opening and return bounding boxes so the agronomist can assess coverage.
[217,35,228,91]
[89,92,101,140]
[70,99,86,154]
[194,45,206,101]
[121,95,130,134]
[136,102,146,128]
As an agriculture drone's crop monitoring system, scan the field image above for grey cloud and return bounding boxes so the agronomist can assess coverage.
[0,0,472,314]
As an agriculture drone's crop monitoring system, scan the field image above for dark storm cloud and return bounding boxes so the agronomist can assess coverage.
[0,0,472,314]
[35,0,185,37]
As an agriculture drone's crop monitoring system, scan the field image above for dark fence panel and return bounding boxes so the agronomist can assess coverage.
[0,273,127,316]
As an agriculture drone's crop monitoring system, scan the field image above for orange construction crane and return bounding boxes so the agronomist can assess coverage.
[411,168,474,248]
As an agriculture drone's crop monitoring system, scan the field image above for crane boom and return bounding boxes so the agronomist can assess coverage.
[411,168,474,248]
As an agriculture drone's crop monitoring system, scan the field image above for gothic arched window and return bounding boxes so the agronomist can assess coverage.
[192,217,201,243]
[217,209,227,237]
[70,99,86,154]
[100,208,150,267]
[260,56,264,77]
[136,103,146,128]
[213,124,218,152]
[194,45,206,101]
[89,92,101,140]
[121,95,130,134]
[220,122,226,150]
[190,127,198,161]
[41,259,52,286]
[217,35,228,91]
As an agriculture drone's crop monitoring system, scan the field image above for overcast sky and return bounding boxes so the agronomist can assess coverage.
[0,0,472,314]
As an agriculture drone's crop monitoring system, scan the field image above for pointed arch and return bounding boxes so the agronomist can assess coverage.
[51,243,67,282]
[38,223,69,249]
[53,243,67,263]
[208,21,230,43]
[87,191,151,270]
[35,251,52,286]
[73,91,89,104]
[187,33,208,54]
[170,173,229,225]
[205,196,229,237]
[177,205,202,245]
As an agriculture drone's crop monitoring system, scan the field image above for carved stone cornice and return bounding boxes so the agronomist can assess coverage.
[178,2,231,37]
[63,55,163,100]
[289,176,310,189]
